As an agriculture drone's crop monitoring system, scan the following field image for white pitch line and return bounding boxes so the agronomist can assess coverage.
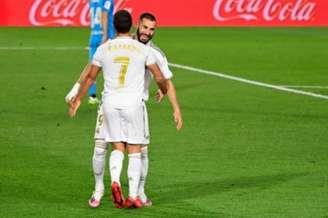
[169,63,328,100]
[280,85,328,89]
[0,46,86,51]
[1,46,327,100]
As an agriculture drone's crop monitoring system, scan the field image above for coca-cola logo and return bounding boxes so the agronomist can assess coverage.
[29,0,132,26]
[213,0,316,22]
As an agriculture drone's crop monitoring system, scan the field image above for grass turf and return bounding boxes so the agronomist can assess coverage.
[0,27,328,217]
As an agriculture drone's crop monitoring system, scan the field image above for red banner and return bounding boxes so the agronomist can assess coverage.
[0,0,327,26]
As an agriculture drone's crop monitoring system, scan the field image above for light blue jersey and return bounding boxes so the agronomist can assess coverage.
[89,0,115,56]
[88,0,115,97]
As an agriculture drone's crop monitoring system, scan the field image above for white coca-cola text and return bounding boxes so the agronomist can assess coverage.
[29,0,132,26]
[213,0,316,22]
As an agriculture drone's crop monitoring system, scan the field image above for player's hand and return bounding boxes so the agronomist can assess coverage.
[173,109,183,130]
[65,82,80,104]
[68,98,81,117]
[155,89,164,103]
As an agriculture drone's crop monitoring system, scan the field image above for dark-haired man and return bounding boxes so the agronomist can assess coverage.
[108,12,183,208]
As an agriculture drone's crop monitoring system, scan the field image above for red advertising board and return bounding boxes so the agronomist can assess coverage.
[0,0,327,27]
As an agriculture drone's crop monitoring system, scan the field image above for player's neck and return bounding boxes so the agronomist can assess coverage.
[116,33,131,38]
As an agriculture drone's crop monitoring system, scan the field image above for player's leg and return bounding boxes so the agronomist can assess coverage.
[89,105,108,208]
[138,145,152,206]
[110,142,125,208]
[138,103,152,206]
[124,144,143,208]
[123,104,146,208]
[89,139,108,208]
[102,105,126,208]
[109,143,125,186]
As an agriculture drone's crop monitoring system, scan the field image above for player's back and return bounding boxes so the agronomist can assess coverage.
[93,37,154,108]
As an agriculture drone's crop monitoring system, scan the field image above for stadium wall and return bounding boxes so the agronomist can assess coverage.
[0,0,327,27]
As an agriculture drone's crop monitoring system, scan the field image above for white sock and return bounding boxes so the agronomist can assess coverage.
[138,146,149,202]
[128,153,142,199]
[109,150,124,185]
[92,145,107,198]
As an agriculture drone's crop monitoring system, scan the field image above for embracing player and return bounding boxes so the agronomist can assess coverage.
[68,10,168,208]
[65,12,183,209]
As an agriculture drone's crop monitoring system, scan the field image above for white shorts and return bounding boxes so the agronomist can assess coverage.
[95,102,150,145]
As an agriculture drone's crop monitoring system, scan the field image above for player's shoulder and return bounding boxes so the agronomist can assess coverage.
[147,41,166,58]
[131,39,152,51]
[103,39,112,46]
[97,40,112,51]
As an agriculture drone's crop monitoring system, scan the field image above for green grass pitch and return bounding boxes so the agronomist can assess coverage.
[0,27,328,217]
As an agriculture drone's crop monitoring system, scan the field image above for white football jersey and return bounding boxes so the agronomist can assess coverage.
[93,36,156,108]
[143,41,173,101]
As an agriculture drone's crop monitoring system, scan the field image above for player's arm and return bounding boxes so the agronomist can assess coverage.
[101,0,113,43]
[68,64,101,117]
[156,79,183,130]
[66,40,106,104]
[153,51,183,130]
[65,63,92,104]
[158,79,183,130]
[147,63,168,95]
[76,64,101,101]
[101,11,108,43]
[146,49,168,94]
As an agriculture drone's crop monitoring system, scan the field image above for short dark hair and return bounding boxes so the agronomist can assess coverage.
[139,12,156,22]
[114,10,132,33]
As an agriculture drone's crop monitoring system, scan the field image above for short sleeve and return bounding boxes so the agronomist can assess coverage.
[152,49,173,79]
[158,56,173,79]
[92,46,104,67]
[146,49,156,66]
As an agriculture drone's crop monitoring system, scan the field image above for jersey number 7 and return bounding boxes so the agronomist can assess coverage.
[114,56,130,87]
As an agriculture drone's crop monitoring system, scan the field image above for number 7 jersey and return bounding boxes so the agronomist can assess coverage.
[92,36,156,108]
